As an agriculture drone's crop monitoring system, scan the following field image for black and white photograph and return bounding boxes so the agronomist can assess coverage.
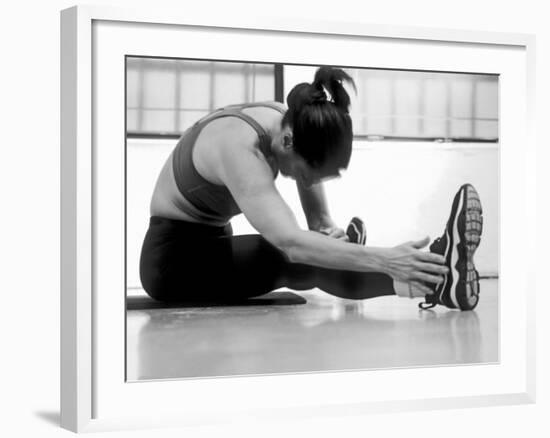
[125,58,498,381]
[2,0,547,433]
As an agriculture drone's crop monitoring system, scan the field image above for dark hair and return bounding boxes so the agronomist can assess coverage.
[282,66,357,171]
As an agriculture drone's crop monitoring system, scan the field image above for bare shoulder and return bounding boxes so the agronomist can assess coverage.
[240,101,287,129]
[193,115,264,184]
[217,123,273,184]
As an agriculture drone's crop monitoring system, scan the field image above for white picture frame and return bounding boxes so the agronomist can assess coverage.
[60,4,537,433]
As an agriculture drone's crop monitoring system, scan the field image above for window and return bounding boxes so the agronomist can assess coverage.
[349,69,498,142]
[127,60,499,142]
[126,57,279,137]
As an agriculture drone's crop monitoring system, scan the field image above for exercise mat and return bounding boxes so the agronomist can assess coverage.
[126,291,307,310]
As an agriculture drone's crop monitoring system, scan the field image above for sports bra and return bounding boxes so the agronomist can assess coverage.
[171,101,286,225]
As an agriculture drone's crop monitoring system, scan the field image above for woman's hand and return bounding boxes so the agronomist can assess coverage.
[318,224,349,242]
[381,236,449,286]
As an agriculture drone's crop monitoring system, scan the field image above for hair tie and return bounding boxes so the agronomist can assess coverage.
[310,82,328,104]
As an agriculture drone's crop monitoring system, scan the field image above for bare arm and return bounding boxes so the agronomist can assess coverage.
[222,157,382,272]
[216,129,448,283]
[296,179,341,234]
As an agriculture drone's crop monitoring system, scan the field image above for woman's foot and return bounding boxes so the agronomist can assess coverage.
[346,216,367,245]
[419,184,483,311]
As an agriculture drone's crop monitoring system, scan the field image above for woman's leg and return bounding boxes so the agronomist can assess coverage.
[139,216,395,302]
[220,233,396,300]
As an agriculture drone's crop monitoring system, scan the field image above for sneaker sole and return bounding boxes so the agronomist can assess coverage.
[346,217,367,245]
[450,184,483,310]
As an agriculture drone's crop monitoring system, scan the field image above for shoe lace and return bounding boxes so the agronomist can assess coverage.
[418,291,438,310]
[418,301,437,310]
[420,235,445,310]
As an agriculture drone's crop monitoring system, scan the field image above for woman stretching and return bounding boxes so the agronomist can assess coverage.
[139,66,483,311]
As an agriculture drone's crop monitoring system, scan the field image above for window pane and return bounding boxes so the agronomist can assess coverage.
[142,61,177,109]
[142,110,175,133]
[474,120,498,139]
[179,63,211,109]
[178,110,210,132]
[251,67,275,101]
[450,79,473,119]
[126,67,140,108]
[126,58,142,110]
[450,119,473,138]
[362,77,392,135]
[394,78,421,137]
[424,79,447,118]
[476,80,499,119]
[364,77,392,116]
[126,109,139,132]
[213,64,247,107]
[423,78,448,138]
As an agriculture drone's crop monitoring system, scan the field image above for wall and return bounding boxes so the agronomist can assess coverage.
[127,139,499,289]
[1,1,548,437]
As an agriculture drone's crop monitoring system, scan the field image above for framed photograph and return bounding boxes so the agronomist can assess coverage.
[61,5,536,433]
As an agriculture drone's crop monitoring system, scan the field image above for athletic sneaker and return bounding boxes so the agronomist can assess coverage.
[419,184,483,311]
[346,216,367,245]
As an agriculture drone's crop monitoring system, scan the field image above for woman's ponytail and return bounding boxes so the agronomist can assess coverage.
[311,66,356,113]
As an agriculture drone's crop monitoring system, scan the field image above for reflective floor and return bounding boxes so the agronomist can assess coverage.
[126,279,498,381]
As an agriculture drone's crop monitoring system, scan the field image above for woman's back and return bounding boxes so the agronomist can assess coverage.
[150,101,286,226]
